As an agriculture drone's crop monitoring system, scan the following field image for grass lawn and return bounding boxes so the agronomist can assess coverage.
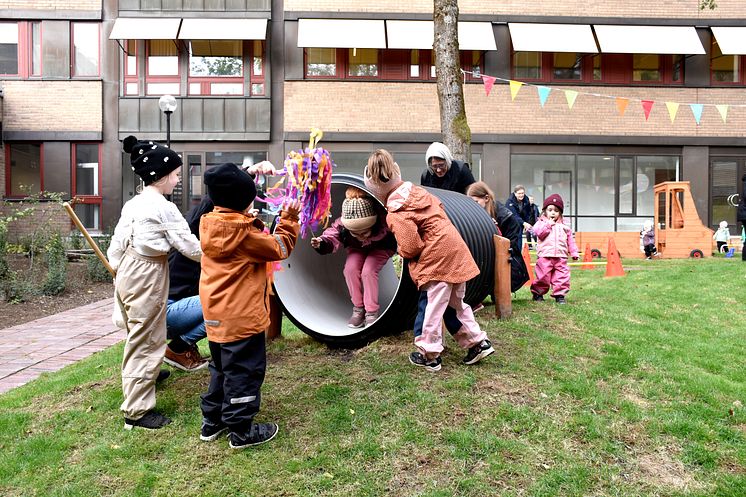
[1,257,745,496]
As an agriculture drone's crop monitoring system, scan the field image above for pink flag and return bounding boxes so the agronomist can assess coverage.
[482,75,496,96]
[641,100,654,121]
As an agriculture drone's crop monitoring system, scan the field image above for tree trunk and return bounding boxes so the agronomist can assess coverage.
[433,0,471,164]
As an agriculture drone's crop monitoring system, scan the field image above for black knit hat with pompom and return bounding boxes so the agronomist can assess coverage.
[123,135,182,186]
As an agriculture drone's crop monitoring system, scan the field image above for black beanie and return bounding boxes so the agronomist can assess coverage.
[204,163,256,212]
[123,135,182,186]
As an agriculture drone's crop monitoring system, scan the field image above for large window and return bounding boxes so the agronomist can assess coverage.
[147,39,179,95]
[72,23,99,77]
[513,51,542,80]
[0,22,18,75]
[553,52,583,80]
[189,40,243,95]
[711,38,741,84]
[6,144,43,197]
[306,48,337,77]
[72,144,101,230]
[710,158,743,229]
[347,48,378,77]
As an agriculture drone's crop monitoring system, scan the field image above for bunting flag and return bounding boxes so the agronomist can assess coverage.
[716,104,729,123]
[690,103,704,125]
[537,86,551,107]
[641,100,654,121]
[509,80,523,100]
[482,75,496,96]
[615,97,629,116]
[564,90,578,109]
[665,102,680,123]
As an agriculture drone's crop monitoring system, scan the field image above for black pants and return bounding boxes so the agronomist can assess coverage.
[201,333,266,434]
[644,243,657,257]
[716,241,728,253]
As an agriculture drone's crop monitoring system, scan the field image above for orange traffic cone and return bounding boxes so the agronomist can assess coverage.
[581,242,593,270]
[605,238,625,277]
[522,242,534,286]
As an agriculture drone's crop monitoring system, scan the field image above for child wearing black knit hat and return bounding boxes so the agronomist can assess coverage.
[108,136,203,430]
[310,187,396,328]
[198,163,302,449]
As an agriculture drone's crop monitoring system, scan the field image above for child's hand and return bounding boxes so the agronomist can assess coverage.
[311,237,322,249]
[244,160,278,176]
[282,199,302,218]
[248,208,259,217]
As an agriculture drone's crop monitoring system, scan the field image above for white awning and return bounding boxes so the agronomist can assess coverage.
[178,19,267,40]
[593,25,705,54]
[386,21,496,51]
[109,18,181,40]
[712,27,746,55]
[508,23,598,53]
[297,19,386,48]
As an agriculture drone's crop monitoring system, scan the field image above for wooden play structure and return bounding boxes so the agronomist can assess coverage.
[574,181,714,259]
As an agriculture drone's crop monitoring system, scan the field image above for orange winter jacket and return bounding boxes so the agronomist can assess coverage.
[385,182,479,289]
[199,207,299,343]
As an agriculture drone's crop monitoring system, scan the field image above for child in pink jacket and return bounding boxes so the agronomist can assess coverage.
[530,194,579,304]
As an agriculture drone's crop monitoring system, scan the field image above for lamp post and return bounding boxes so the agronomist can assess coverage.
[158,94,177,148]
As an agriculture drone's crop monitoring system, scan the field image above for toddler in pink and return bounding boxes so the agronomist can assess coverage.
[530,194,579,304]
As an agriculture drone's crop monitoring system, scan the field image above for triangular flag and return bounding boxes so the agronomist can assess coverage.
[537,86,551,107]
[564,90,578,109]
[641,100,654,121]
[482,75,496,97]
[690,103,704,125]
[509,80,523,101]
[665,102,680,123]
[716,104,729,123]
[616,97,629,116]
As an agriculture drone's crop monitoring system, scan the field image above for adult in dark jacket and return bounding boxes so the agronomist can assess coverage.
[526,195,541,248]
[505,185,533,247]
[738,173,746,261]
[420,142,475,194]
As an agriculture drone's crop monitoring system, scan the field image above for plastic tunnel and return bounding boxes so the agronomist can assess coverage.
[272,173,499,348]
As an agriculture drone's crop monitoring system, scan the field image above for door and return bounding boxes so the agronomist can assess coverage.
[710,157,746,231]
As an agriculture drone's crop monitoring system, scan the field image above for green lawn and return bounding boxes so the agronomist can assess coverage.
[2,258,745,496]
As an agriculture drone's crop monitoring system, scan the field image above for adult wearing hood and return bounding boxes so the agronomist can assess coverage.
[420,142,475,194]
[738,173,746,261]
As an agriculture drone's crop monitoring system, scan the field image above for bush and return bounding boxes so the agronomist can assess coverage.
[0,224,9,281]
[87,234,113,282]
[1,272,37,303]
[43,233,67,296]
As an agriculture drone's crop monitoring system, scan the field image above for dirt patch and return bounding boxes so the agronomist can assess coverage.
[633,445,704,492]
[0,255,112,330]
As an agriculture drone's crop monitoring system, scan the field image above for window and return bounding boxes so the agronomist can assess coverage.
[30,22,41,76]
[72,144,101,230]
[410,49,420,78]
[347,48,378,77]
[710,158,743,228]
[633,54,660,81]
[6,143,42,197]
[251,40,265,95]
[188,40,243,96]
[306,48,336,77]
[592,55,602,81]
[513,51,542,80]
[0,22,18,75]
[72,23,99,77]
[124,39,138,95]
[711,38,741,84]
[147,40,180,95]
[553,52,582,80]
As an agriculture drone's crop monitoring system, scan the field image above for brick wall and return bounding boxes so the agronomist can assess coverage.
[284,81,746,138]
[0,0,100,9]
[285,0,743,18]
[2,81,102,133]
[0,203,71,243]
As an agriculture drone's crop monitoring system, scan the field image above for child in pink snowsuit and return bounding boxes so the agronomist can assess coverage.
[530,194,579,305]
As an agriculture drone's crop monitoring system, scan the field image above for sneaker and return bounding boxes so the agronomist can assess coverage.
[156,369,171,383]
[229,423,279,449]
[124,410,171,430]
[532,293,544,302]
[364,311,378,327]
[555,296,567,305]
[463,339,495,365]
[164,345,209,372]
[347,306,365,328]
[472,303,485,314]
[408,351,442,372]
[200,418,228,442]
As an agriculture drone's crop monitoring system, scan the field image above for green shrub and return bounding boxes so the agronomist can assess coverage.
[68,233,84,250]
[0,224,9,281]
[87,234,112,282]
[42,233,67,296]
[1,272,37,303]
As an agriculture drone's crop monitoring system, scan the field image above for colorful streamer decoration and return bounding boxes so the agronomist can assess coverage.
[261,128,334,239]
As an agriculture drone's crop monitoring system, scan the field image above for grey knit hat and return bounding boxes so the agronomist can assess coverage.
[341,196,377,232]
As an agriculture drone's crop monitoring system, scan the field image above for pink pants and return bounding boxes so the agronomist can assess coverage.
[531,256,570,297]
[343,248,393,313]
[415,281,487,360]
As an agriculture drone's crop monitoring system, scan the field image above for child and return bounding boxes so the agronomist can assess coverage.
[108,135,202,430]
[713,221,730,253]
[640,220,658,259]
[364,149,494,372]
[311,187,397,328]
[530,194,579,304]
[198,162,301,449]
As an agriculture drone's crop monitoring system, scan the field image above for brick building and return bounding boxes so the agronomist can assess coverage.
[2,0,745,238]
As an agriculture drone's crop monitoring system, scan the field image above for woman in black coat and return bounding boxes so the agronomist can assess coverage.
[505,185,533,247]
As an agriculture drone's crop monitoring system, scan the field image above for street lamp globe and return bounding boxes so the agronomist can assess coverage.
[158,94,177,113]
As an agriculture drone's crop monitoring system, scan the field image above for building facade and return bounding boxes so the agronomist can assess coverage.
[1,0,745,238]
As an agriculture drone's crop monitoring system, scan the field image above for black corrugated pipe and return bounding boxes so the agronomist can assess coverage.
[272,173,498,348]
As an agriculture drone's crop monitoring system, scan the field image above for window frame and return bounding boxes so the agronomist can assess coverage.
[71,143,103,230]
[0,21,23,77]
[70,22,101,78]
[5,143,45,198]
[29,21,42,77]
[710,37,743,86]
[145,39,181,95]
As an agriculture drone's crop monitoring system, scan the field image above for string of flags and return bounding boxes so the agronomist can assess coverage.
[466,69,740,125]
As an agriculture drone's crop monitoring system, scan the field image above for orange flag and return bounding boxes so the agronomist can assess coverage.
[615,97,629,116]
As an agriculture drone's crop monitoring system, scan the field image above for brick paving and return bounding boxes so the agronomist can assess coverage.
[0,298,122,394]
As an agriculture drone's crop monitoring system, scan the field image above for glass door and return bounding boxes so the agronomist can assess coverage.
[710,158,744,231]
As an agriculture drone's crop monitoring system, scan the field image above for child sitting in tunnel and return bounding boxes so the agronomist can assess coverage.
[311,187,397,328]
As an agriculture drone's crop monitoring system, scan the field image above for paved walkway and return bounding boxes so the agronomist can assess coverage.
[0,298,122,394]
